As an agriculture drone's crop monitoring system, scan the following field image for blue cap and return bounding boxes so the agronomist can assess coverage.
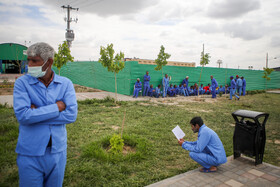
[230,76,233,78]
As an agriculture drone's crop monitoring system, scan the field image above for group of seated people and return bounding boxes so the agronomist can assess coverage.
[145,83,230,98]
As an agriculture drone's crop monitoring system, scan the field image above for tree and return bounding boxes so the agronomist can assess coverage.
[99,43,125,103]
[54,41,74,75]
[154,45,171,92]
[262,67,274,93]
[198,44,210,96]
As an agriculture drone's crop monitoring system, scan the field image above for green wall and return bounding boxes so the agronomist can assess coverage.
[53,61,280,95]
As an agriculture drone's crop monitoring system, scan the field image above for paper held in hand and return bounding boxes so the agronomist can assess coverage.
[172,125,185,140]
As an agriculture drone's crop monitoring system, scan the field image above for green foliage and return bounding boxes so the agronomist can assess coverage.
[82,134,149,163]
[109,134,124,154]
[53,41,74,75]
[154,45,171,71]
[98,43,125,74]
[200,52,210,66]
[2,79,9,85]
[262,67,274,81]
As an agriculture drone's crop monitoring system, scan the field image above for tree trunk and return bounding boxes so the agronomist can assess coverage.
[197,65,203,96]
[121,109,126,138]
[162,68,164,97]
[115,72,117,104]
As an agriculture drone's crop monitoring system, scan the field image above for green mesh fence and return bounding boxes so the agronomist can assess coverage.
[53,61,280,95]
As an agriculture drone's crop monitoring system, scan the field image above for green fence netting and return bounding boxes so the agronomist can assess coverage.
[53,61,280,95]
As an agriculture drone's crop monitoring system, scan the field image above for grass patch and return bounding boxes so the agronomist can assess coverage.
[82,134,150,163]
[0,94,279,186]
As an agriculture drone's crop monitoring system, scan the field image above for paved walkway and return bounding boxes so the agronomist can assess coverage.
[267,90,280,94]
[0,92,150,107]
[146,156,280,187]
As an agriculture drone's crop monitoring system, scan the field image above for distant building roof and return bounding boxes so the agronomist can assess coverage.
[273,67,280,71]
[124,58,195,67]
[0,43,28,61]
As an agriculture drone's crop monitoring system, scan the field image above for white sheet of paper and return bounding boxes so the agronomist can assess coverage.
[172,125,185,140]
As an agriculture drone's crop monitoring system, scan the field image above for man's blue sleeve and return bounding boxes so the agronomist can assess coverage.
[13,79,60,126]
[182,130,210,152]
[46,81,78,125]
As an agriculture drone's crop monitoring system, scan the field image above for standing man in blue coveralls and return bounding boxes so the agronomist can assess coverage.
[210,75,218,98]
[236,75,243,96]
[13,42,78,187]
[182,76,189,95]
[162,74,169,97]
[241,76,246,96]
[143,71,150,96]
[178,117,227,172]
[133,78,142,98]
[229,76,240,100]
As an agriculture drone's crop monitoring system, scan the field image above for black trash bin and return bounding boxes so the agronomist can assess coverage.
[232,110,269,165]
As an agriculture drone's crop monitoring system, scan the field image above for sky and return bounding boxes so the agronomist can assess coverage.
[0,0,280,70]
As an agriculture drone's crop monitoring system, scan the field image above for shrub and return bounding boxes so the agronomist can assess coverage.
[109,134,124,154]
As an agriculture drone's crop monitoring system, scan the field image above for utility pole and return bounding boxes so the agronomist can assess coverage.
[61,5,79,47]
[217,59,222,68]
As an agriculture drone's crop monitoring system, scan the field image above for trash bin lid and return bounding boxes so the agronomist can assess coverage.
[232,110,268,119]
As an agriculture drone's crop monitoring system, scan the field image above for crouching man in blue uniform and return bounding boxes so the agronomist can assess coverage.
[178,117,227,172]
[13,42,78,186]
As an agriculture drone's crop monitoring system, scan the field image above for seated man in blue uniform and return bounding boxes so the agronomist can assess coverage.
[174,85,179,96]
[133,78,142,98]
[167,84,176,97]
[178,117,227,172]
[178,84,184,95]
[13,42,78,186]
[225,84,230,94]
[193,83,198,96]
[219,85,225,94]
[188,86,194,96]
[155,85,162,98]
[147,84,155,97]
[199,84,205,95]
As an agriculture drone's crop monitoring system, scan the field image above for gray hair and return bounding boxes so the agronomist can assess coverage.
[27,42,55,62]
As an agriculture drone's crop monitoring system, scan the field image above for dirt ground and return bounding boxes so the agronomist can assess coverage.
[0,83,101,95]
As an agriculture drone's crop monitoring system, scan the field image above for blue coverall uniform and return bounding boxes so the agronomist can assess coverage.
[167,86,175,96]
[182,79,189,88]
[219,87,225,94]
[183,86,189,96]
[178,86,184,95]
[155,87,162,98]
[147,87,155,97]
[182,79,189,95]
[242,79,246,96]
[236,78,243,96]
[175,87,179,95]
[162,77,169,97]
[199,86,205,95]
[143,74,150,96]
[229,79,240,100]
[133,81,142,98]
[211,78,218,98]
[182,124,227,169]
[13,71,78,187]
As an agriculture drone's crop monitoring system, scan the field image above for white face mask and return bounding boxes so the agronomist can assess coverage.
[28,60,49,78]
